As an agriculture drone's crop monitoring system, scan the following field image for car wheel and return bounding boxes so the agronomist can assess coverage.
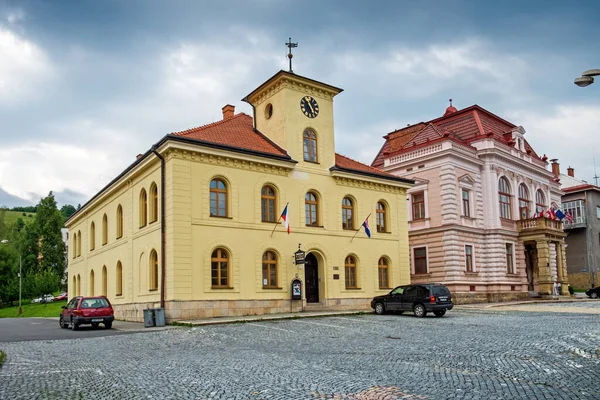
[91,323,99,329]
[591,292,599,299]
[413,304,426,318]
[71,319,78,331]
[104,322,112,329]
[374,302,385,315]
[433,310,446,317]
[59,316,66,329]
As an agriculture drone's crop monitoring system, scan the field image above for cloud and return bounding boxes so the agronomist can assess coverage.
[0,26,53,105]
[335,39,530,99]
[6,10,25,24]
[506,104,600,184]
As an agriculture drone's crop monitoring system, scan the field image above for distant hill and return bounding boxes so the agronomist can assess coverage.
[0,187,32,208]
[5,210,36,225]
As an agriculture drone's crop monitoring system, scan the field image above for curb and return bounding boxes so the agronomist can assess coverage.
[173,310,367,327]
[455,297,596,309]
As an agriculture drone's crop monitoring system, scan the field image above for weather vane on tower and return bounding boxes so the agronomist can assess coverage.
[285,37,298,73]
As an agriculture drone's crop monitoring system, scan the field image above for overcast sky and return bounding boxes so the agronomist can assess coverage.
[1,0,600,207]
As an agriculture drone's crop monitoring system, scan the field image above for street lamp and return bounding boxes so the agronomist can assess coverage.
[1,239,22,315]
[574,69,600,87]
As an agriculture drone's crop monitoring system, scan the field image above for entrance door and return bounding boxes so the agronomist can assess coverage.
[525,245,536,292]
[304,253,319,303]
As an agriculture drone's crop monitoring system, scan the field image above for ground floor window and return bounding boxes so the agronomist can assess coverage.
[465,245,474,272]
[211,248,230,287]
[378,257,389,289]
[506,243,515,274]
[345,255,357,289]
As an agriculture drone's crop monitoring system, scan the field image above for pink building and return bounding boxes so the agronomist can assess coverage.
[372,103,568,303]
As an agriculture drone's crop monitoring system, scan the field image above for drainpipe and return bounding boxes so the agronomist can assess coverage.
[241,97,257,130]
[151,146,166,309]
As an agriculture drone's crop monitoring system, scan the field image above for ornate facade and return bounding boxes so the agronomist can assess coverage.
[372,104,568,302]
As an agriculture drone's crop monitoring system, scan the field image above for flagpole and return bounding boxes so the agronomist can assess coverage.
[270,202,289,237]
[350,213,371,242]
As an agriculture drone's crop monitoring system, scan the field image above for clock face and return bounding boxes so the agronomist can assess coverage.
[300,96,319,118]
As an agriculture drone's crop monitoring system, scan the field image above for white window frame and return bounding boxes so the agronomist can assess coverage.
[464,244,475,272]
[596,206,600,219]
[411,245,429,275]
[407,186,428,222]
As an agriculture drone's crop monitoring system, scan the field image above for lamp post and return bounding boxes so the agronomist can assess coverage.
[1,239,22,315]
[574,69,600,87]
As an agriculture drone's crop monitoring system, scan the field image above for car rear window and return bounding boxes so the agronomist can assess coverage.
[432,286,450,296]
[81,298,110,308]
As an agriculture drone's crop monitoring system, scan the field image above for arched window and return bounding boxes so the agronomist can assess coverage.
[303,129,318,162]
[535,190,546,213]
[345,255,357,289]
[305,192,319,226]
[210,179,228,217]
[101,265,107,296]
[378,257,389,289]
[72,276,76,296]
[261,185,277,222]
[149,250,158,291]
[102,214,108,245]
[150,183,158,223]
[77,231,81,257]
[72,235,77,259]
[139,189,147,227]
[116,261,123,296]
[262,251,278,288]
[89,270,95,296]
[518,184,530,219]
[342,197,354,230]
[76,274,81,296]
[498,177,512,219]
[376,202,387,233]
[211,248,229,288]
[90,222,95,251]
[116,205,123,239]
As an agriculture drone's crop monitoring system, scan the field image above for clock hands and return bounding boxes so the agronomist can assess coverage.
[305,97,315,115]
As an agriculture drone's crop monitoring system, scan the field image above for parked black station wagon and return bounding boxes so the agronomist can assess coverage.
[371,283,454,317]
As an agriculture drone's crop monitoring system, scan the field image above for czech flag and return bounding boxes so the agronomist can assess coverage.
[281,205,290,234]
[362,217,371,238]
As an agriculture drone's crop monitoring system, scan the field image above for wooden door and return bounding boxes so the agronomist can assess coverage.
[304,253,319,303]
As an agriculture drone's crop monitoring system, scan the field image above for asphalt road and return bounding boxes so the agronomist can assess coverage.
[0,318,161,342]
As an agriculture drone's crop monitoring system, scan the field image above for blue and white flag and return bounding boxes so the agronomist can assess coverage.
[362,218,371,238]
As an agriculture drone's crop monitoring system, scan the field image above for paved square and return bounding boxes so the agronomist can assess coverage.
[1,303,599,399]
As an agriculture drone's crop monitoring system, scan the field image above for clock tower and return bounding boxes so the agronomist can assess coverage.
[242,70,343,171]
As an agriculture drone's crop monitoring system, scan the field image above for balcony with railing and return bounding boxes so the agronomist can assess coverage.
[562,200,586,230]
[517,217,564,234]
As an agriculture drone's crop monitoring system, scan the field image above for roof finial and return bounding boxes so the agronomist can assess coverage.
[444,98,458,116]
[285,37,298,73]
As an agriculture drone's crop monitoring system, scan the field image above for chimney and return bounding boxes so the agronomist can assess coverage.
[550,159,560,177]
[222,104,235,120]
[567,166,574,177]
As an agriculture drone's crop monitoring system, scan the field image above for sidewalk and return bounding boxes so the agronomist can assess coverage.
[174,309,366,327]
[172,296,596,326]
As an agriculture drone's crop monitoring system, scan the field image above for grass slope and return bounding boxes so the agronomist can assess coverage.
[4,210,36,225]
[0,300,66,318]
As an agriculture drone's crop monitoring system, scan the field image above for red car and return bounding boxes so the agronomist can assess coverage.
[54,292,68,301]
[60,296,115,330]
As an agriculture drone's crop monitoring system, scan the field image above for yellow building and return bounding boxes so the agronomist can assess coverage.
[66,70,413,322]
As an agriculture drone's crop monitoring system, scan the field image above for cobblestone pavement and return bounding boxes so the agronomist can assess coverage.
[1,303,599,400]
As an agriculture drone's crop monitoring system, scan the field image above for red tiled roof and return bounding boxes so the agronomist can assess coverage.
[172,113,289,157]
[334,153,411,183]
[372,105,542,165]
[563,184,596,193]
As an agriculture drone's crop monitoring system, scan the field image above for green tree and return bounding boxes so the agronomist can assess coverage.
[19,192,66,280]
[0,245,18,305]
[60,204,77,224]
[25,268,60,304]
